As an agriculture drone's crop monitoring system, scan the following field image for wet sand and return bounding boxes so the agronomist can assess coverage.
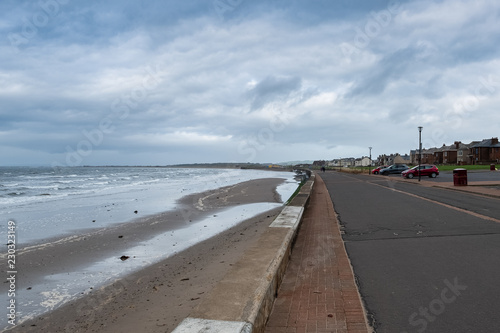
[6,177,287,332]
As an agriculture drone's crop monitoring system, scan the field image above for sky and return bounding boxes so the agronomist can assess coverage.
[1,0,500,166]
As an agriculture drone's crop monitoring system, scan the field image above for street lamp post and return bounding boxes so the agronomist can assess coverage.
[418,126,423,182]
[369,147,372,175]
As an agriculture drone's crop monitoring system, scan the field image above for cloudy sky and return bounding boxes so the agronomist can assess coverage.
[2,0,500,166]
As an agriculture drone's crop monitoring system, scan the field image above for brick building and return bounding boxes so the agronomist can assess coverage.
[436,141,470,165]
[470,138,500,164]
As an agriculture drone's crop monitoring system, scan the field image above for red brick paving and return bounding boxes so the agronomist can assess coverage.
[265,174,371,333]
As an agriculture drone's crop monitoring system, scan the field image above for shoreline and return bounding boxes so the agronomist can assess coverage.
[1,167,297,248]
[4,177,290,332]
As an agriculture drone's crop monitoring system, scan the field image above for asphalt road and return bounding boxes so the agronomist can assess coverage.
[384,169,500,183]
[320,171,500,333]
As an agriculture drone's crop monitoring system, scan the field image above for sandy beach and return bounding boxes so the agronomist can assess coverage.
[7,177,288,332]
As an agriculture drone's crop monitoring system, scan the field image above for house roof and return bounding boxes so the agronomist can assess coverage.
[422,147,438,154]
[471,138,500,148]
[394,155,408,164]
[440,142,471,152]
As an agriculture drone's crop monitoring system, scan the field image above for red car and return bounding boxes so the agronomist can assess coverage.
[371,165,389,174]
[401,164,439,179]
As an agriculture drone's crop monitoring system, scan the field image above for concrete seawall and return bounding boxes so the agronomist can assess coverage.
[172,174,315,333]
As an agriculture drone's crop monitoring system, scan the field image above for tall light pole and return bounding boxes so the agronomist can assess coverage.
[418,126,423,182]
[369,147,372,174]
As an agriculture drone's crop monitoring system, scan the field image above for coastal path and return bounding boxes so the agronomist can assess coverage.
[320,171,500,332]
[265,174,371,332]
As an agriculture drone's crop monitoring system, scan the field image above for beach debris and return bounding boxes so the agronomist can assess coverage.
[118,235,124,238]
[120,255,130,261]
[134,210,138,214]
[92,220,96,222]
[27,287,32,290]
[180,278,189,281]
[190,297,200,301]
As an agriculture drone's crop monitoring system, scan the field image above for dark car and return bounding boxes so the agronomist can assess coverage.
[371,165,389,174]
[379,164,409,175]
[402,164,439,179]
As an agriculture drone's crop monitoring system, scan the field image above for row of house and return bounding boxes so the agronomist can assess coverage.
[410,137,500,165]
[315,154,411,168]
[313,157,373,168]
[312,137,499,168]
[377,153,411,166]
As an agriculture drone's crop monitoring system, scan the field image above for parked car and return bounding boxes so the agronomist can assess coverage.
[401,164,439,179]
[371,165,389,174]
[379,164,409,175]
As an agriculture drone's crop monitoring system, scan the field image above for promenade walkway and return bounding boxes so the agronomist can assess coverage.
[264,174,371,333]
[264,170,499,333]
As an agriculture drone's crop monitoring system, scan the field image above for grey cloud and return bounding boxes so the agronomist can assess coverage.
[2,0,500,166]
[228,0,409,23]
[247,75,302,111]
[347,47,419,98]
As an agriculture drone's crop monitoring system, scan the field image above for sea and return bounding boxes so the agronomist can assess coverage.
[0,166,300,329]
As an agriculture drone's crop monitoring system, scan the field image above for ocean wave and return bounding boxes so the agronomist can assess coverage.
[7,192,26,197]
[57,186,79,191]
[54,180,78,184]
[4,183,20,187]
[24,185,59,190]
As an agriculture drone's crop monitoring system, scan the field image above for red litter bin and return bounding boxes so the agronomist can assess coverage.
[491,164,496,171]
[453,168,467,186]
